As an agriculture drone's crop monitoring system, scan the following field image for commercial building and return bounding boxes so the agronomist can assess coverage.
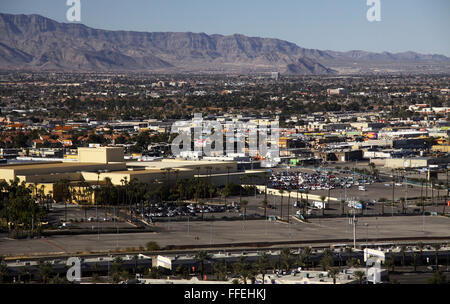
[0,146,265,203]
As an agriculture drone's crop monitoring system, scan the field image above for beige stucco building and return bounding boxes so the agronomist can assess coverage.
[0,146,264,203]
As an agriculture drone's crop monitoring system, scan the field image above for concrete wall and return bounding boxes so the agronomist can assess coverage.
[384,158,428,169]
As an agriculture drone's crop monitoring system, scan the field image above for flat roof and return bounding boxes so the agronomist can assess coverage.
[126,159,237,169]
[0,162,123,170]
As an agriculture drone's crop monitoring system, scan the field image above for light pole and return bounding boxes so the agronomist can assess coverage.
[351,213,358,250]
[376,217,379,240]
[365,223,369,248]
[187,215,190,236]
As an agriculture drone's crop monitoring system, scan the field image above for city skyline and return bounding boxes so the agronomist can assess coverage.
[1,0,449,56]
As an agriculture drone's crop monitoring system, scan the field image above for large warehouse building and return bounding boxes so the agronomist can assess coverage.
[0,146,265,203]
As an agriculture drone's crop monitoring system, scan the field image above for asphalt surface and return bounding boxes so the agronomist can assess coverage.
[1,215,449,257]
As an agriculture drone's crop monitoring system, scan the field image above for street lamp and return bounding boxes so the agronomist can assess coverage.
[351,213,358,250]
[365,223,369,248]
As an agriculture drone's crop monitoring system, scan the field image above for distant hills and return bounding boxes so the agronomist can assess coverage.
[0,13,449,75]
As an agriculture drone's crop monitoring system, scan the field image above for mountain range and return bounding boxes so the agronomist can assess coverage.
[0,13,449,75]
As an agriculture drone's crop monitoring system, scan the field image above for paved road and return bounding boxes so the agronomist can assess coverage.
[1,215,449,257]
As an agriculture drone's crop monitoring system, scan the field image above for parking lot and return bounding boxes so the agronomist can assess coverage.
[47,204,137,230]
[1,215,449,257]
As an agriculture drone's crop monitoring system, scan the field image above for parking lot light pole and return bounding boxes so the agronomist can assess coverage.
[187,215,190,236]
[352,213,358,250]
[376,217,378,240]
[365,223,369,248]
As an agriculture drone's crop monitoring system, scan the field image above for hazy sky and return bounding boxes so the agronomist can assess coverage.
[1,0,449,56]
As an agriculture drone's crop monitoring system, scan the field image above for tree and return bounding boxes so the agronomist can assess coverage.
[233,256,252,284]
[328,267,340,284]
[420,179,425,214]
[261,199,268,218]
[320,249,334,271]
[195,251,211,279]
[301,247,312,270]
[417,242,424,265]
[0,256,9,283]
[340,199,346,216]
[279,189,284,220]
[287,190,291,223]
[431,243,441,270]
[37,260,53,284]
[212,259,228,281]
[412,252,419,272]
[111,256,128,283]
[320,195,326,216]
[353,270,366,284]
[400,245,407,267]
[384,256,395,278]
[280,248,293,273]
[255,253,270,284]
[427,270,447,284]
[379,197,387,215]
[241,200,249,221]
[346,258,360,268]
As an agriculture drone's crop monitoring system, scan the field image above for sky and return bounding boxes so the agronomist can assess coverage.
[1,0,449,56]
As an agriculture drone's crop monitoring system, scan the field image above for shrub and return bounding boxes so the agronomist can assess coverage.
[145,241,160,251]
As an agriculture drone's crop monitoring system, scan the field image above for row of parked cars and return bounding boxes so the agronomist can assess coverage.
[269,170,376,192]
[138,202,241,220]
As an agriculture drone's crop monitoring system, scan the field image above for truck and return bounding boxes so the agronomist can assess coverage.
[348,200,364,209]
[311,201,328,210]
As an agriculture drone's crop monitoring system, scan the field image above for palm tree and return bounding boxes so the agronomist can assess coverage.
[400,245,407,266]
[302,247,312,270]
[328,267,340,284]
[287,190,291,223]
[301,198,308,217]
[320,195,326,216]
[0,257,9,283]
[241,200,249,221]
[226,166,233,185]
[340,199,346,216]
[399,197,406,214]
[385,256,395,277]
[208,184,215,203]
[431,243,441,270]
[412,252,418,272]
[239,176,244,205]
[279,189,284,220]
[369,162,376,178]
[213,259,228,281]
[233,256,251,284]
[443,169,449,215]
[280,248,293,273]
[417,242,424,265]
[420,178,425,214]
[320,249,334,271]
[37,260,53,284]
[427,270,447,284]
[391,169,396,209]
[261,199,268,218]
[195,251,211,279]
[255,253,270,284]
[353,270,366,284]
[379,197,387,215]
[199,201,205,220]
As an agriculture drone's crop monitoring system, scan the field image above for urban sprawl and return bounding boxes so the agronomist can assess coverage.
[0,72,449,285]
